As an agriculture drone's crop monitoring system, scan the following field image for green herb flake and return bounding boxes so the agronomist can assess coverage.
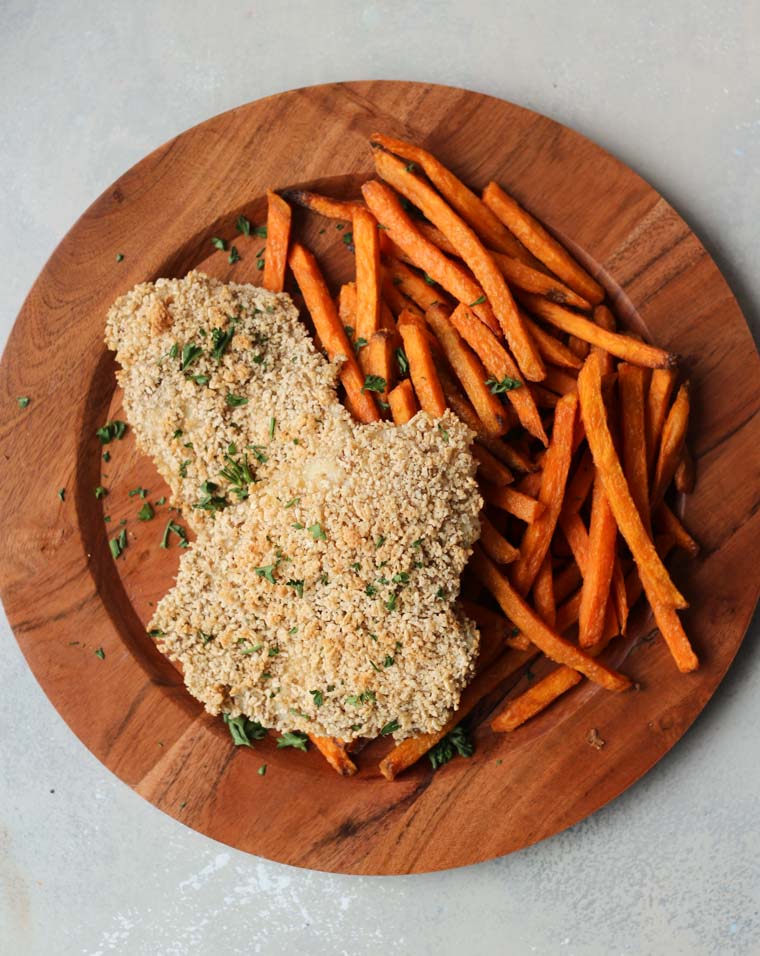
[155,496,166,506]
[228,246,241,265]
[226,393,249,407]
[310,689,324,708]
[375,535,386,550]
[342,231,354,247]
[308,523,326,541]
[96,420,127,444]
[178,459,190,478]
[115,253,124,262]
[469,295,487,307]
[256,257,265,270]
[365,583,377,597]
[268,417,276,438]
[94,647,105,660]
[486,375,522,394]
[380,719,401,736]
[429,724,474,769]
[361,374,386,394]
[346,690,375,706]
[180,343,203,371]
[57,488,65,502]
[395,347,409,376]
[253,224,267,238]
[383,654,395,667]
[211,236,227,251]
[255,564,277,584]
[276,731,309,751]
[436,586,446,600]
[102,451,110,462]
[17,396,30,408]
[438,423,450,443]
[137,501,154,521]
[236,215,251,236]
[223,712,267,747]
[160,519,188,549]
[405,162,418,173]
[286,579,304,598]
[385,593,398,612]
[423,273,436,286]
[258,764,267,776]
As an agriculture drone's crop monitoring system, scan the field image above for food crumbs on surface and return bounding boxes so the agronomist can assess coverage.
[586,728,606,750]
[94,647,105,660]
[236,215,251,236]
[57,488,65,501]
[17,396,30,408]
[116,253,124,262]
[211,237,226,251]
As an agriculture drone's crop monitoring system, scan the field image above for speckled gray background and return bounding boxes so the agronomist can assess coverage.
[1,2,759,954]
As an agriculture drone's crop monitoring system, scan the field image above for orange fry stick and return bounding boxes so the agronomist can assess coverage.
[532,554,557,628]
[397,310,447,417]
[492,667,582,731]
[511,392,578,594]
[373,149,545,382]
[338,281,357,329]
[262,189,292,293]
[567,335,590,359]
[472,444,513,485]
[652,382,690,507]
[577,352,687,610]
[563,447,595,515]
[278,188,363,220]
[426,304,509,436]
[480,514,520,565]
[480,483,546,524]
[489,250,592,310]
[472,549,631,690]
[378,646,535,780]
[522,316,583,369]
[482,181,604,305]
[448,304,547,444]
[353,207,382,351]
[362,180,500,334]
[542,365,579,396]
[384,256,450,312]
[646,368,677,474]
[555,561,583,604]
[578,474,618,648]
[308,735,358,776]
[515,470,543,498]
[618,362,651,529]
[518,292,677,369]
[674,446,695,494]
[388,378,418,425]
[656,503,700,557]
[559,510,589,572]
[460,600,531,651]
[365,330,395,406]
[382,272,423,319]
[288,243,379,423]
[370,132,538,263]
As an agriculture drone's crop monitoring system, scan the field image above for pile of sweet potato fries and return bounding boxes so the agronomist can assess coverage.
[250,133,698,779]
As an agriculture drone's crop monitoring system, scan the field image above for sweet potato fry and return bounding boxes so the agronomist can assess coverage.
[482,181,604,305]
[578,474,618,648]
[448,304,547,444]
[563,447,595,514]
[559,510,589,571]
[278,188,363,220]
[370,133,538,263]
[338,281,357,328]
[308,735,358,776]
[382,272,423,318]
[531,385,558,409]
[532,554,557,628]
[353,207,382,351]
[577,352,687,610]
[480,483,546,524]
[387,378,418,425]
[652,382,690,507]
[522,315,583,370]
[480,514,520,565]
[378,645,536,780]
[489,250,592,310]
[262,189,292,293]
[518,292,677,369]
[618,362,651,529]
[542,366,579,396]
[426,304,509,436]
[656,503,700,556]
[288,243,380,423]
[460,600,531,650]
[472,549,631,690]
[397,310,447,417]
[373,149,545,382]
[567,336,590,359]
[515,471,543,497]
[365,330,395,406]
[492,667,582,731]
[472,444,513,485]
[511,393,578,594]
[384,256,449,312]
[591,303,617,375]
[362,180,500,335]
[674,446,695,495]
[646,368,677,474]
[649,597,698,672]
[555,561,583,604]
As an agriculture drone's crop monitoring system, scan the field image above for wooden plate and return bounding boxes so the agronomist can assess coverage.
[1,81,758,875]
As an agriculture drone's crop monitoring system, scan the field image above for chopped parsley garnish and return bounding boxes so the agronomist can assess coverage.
[469,295,487,307]
[374,535,386,549]
[94,647,106,660]
[228,246,241,264]
[350,562,361,572]
[180,343,203,371]
[412,538,422,549]
[361,374,386,394]
[486,375,522,394]
[128,487,148,498]
[380,719,401,735]
[395,347,409,376]
[178,459,190,478]
[308,523,326,541]
[57,488,65,502]
[393,572,410,585]
[428,724,474,769]
[160,520,188,549]
[276,731,309,751]
[109,529,127,559]
[17,396,30,408]
[236,215,251,236]
[369,659,381,673]
[220,452,254,499]
[342,231,354,246]
[102,451,110,462]
[193,479,228,513]
[436,587,446,600]
[269,417,276,438]
[255,564,277,584]
[405,162,418,173]
[365,583,377,597]
[423,273,436,285]
[383,654,395,667]
[346,690,375,706]
[268,645,280,656]
[115,253,124,262]
[187,374,209,386]
[354,337,368,353]
[289,626,299,633]
[198,630,214,645]
[437,423,450,443]
[172,428,183,439]
[258,764,267,776]
[155,496,166,506]
[248,445,268,464]
[137,501,154,521]
[226,393,249,407]
[211,323,237,360]
[292,522,304,530]
[385,593,398,612]
[223,712,267,747]
[253,224,267,238]
[241,643,263,655]
[319,573,329,585]
[310,689,324,708]
[96,420,127,444]
[211,237,227,251]
[286,579,304,598]
[256,257,265,270]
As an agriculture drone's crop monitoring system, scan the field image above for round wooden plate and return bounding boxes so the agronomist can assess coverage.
[1,81,758,875]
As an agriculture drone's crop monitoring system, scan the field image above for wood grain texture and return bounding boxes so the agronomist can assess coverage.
[0,81,758,875]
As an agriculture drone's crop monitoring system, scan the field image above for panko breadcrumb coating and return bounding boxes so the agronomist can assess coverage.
[106,271,482,740]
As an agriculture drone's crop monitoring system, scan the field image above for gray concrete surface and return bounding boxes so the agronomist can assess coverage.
[1,2,759,954]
